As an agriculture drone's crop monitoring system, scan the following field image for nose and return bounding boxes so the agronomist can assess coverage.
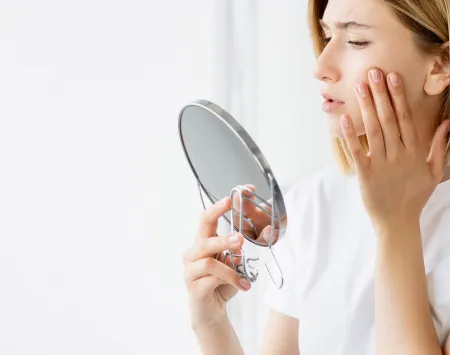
[313,44,341,83]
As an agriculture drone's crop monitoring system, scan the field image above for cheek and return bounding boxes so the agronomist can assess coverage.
[398,74,423,108]
[344,68,370,109]
[344,74,421,137]
[344,82,366,135]
[343,66,391,135]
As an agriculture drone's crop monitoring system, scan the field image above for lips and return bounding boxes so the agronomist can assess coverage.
[322,100,344,113]
[321,93,344,103]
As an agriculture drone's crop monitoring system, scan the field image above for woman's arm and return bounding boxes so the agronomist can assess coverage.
[260,309,300,355]
[194,316,244,355]
[195,309,300,355]
[375,221,442,355]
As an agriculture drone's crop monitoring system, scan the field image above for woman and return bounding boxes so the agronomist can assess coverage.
[182,0,450,354]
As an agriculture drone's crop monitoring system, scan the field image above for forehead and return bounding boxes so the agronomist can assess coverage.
[322,0,395,28]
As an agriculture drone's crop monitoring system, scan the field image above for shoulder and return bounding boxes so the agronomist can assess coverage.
[285,164,357,208]
[281,164,361,251]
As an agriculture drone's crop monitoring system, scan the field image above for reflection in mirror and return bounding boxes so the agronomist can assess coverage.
[179,101,286,247]
[179,100,286,287]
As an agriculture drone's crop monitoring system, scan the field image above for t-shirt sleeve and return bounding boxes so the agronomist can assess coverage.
[263,182,304,319]
[263,230,300,318]
[427,254,450,347]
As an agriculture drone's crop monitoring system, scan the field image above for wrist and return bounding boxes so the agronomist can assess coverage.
[191,311,229,334]
[374,219,421,243]
[193,314,244,355]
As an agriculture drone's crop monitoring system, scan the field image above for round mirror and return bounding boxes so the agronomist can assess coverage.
[178,99,287,248]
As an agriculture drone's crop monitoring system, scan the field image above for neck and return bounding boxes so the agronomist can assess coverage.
[441,166,450,184]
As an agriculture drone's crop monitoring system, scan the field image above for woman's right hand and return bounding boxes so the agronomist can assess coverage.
[182,196,252,330]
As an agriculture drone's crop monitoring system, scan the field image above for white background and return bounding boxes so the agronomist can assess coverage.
[0,1,332,354]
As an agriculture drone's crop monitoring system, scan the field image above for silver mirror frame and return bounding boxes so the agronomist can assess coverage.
[178,99,286,288]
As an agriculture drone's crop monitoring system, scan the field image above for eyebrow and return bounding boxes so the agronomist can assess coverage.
[319,19,374,30]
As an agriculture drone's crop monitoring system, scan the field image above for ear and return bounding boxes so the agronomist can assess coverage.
[424,41,450,96]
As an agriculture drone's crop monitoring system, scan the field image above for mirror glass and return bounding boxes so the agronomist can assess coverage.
[178,100,287,247]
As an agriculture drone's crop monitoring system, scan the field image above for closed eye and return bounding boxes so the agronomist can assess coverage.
[323,37,370,49]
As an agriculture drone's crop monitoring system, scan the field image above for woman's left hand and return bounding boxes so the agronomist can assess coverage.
[340,67,450,234]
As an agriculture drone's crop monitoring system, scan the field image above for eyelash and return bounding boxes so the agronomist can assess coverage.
[323,37,370,48]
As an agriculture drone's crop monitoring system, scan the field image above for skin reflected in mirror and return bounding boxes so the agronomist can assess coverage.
[230,184,280,245]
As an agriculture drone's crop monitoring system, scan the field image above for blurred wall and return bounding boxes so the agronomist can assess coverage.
[214,1,333,354]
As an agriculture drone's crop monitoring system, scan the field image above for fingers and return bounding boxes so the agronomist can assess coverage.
[254,225,279,245]
[232,185,275,240]
[196,197,232,240]
[385,72,420,151]
[184,232,244,264]
[232,184,256,213]
[367,68,402,156]
[355,81,385,159]
[340,114,370,172]
[219,243,244,269]
[189,276,227,301]
[231,184,259,234]
[184,257,251,292]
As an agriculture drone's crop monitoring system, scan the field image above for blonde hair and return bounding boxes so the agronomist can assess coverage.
[308,0,450,174]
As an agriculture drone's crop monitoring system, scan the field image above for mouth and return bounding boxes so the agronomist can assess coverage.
[321,93,344,103]
[322,99,345,113]
[321,92,345,113]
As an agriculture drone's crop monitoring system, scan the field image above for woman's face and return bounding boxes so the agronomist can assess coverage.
[314,0,446,149]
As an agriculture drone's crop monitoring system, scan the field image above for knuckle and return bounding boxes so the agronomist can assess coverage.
[367,127,382,139]
[390,88,403,97]
[390,90,403,97]
[221,233,233,246]
[380,114,396,126]
[398,109,412,122]
[360,95,372,106]
[196,239,207,254]
[387,150,399,162]
[349,142,362,155]
[372,84,386,94]
[201,257,214,270]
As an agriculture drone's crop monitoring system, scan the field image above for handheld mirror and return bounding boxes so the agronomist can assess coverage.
[178,100,287,289]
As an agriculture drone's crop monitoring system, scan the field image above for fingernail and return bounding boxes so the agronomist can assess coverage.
[389,73,400,86]
[263,229,270,241]
[341,114,349,128]
[370,68,381,83]
[239,278,251,290]
[357,84,367,98]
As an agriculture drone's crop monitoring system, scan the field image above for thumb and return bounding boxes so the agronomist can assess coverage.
[427,118,450,181]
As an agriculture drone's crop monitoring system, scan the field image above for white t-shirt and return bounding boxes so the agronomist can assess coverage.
[264,164,450,355]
